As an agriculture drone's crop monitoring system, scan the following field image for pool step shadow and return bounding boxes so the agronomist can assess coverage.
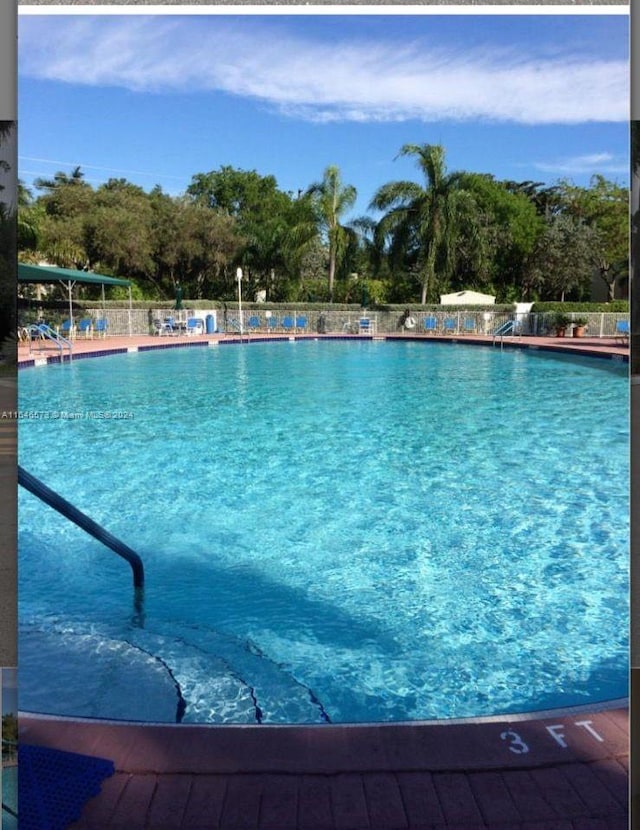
[19,618,332,725]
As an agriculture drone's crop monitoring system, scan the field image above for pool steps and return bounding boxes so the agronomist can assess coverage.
[21,619,333,726]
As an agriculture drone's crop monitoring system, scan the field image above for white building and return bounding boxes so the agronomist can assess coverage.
[439,290,496,305]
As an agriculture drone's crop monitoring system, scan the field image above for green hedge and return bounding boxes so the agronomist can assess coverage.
[530,301,629,313]
[368,303,515,313]
[29,299,368,312]
[19,297,630,314]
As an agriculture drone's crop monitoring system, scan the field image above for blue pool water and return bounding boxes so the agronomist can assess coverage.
[18,341,629,723]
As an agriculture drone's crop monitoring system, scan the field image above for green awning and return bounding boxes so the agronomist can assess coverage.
[18,263,133,336]
[18,263,131,287]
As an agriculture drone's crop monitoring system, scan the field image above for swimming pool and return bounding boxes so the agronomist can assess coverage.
[18,341,629,723]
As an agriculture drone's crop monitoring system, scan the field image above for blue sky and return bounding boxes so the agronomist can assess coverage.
[18,11,629,220]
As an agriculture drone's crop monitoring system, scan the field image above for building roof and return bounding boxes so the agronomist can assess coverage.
[440,290,496,305]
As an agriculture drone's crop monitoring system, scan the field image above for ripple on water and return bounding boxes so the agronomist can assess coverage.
[18,342,629,722]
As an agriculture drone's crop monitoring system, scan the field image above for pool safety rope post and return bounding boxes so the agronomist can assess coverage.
[18,466,145,600]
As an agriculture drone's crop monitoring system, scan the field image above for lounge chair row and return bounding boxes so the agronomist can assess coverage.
[55,319,108,339]
[231,315,309,334]
[418,317,481,335]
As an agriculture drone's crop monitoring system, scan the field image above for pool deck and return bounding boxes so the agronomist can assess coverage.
[17,331,629,367]
[20,703,628,829]
[18,332,630,827]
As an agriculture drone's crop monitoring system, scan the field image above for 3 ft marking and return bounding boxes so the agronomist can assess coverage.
[500,729,530,754]
[501,719,605,755]
[545,720,604,748]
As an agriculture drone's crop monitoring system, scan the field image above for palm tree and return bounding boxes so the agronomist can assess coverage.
[34,165,86,192]
[306,165,357,302]
[17,180,40,252]
[370,144,477,304]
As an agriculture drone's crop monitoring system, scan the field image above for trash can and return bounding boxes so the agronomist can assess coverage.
[205,314,215,334]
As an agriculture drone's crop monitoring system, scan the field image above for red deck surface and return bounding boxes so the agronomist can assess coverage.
[20,705,628,829]
[18,332,629,827]
[17,331,629,366]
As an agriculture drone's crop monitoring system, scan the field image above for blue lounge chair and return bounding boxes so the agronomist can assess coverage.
[94,319,108,338]
[443,318,457,335]
[267,316,279,334]
[59,320,73,339]
[615,319,629,344]
[359,318,372,334]
[186,318,204,336]
[248,315,261,332]
[77,318,93,339]
[423,317,437,334]
[282,316,294,332]
[296,315,308,333]
[463,318,476,334]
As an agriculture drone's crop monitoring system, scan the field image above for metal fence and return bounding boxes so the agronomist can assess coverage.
[56,307,630,339]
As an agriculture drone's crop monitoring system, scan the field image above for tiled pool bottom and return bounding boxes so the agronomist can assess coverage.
[20,705,628,829]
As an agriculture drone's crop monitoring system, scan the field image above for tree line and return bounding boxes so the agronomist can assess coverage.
[18,143,628,306]
[0,122,16,345]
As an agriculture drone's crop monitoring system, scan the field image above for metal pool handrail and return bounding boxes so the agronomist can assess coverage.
[18,466,145,597]
[28,323,73,361]
[492,319,521,349]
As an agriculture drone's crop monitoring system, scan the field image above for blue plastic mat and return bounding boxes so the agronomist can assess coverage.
[18,744,115,830]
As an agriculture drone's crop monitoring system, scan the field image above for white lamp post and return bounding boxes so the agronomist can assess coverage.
[236,267,243,337]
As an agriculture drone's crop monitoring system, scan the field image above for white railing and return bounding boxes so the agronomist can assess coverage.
[24,309,629,339]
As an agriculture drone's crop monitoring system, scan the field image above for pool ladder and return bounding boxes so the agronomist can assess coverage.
[492,319,521,349]
[18,466,144,609]
[27,323,73,361]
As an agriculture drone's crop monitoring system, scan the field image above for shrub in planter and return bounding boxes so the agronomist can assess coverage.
[572,317,588,338]
[552,313,572,337]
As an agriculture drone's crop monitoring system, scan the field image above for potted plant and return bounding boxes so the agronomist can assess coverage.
[552,313,572,338]
[572,317,588,338]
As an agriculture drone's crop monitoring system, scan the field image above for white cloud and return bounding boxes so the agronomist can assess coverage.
[534,152,629,175]
[19,17,628,126]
